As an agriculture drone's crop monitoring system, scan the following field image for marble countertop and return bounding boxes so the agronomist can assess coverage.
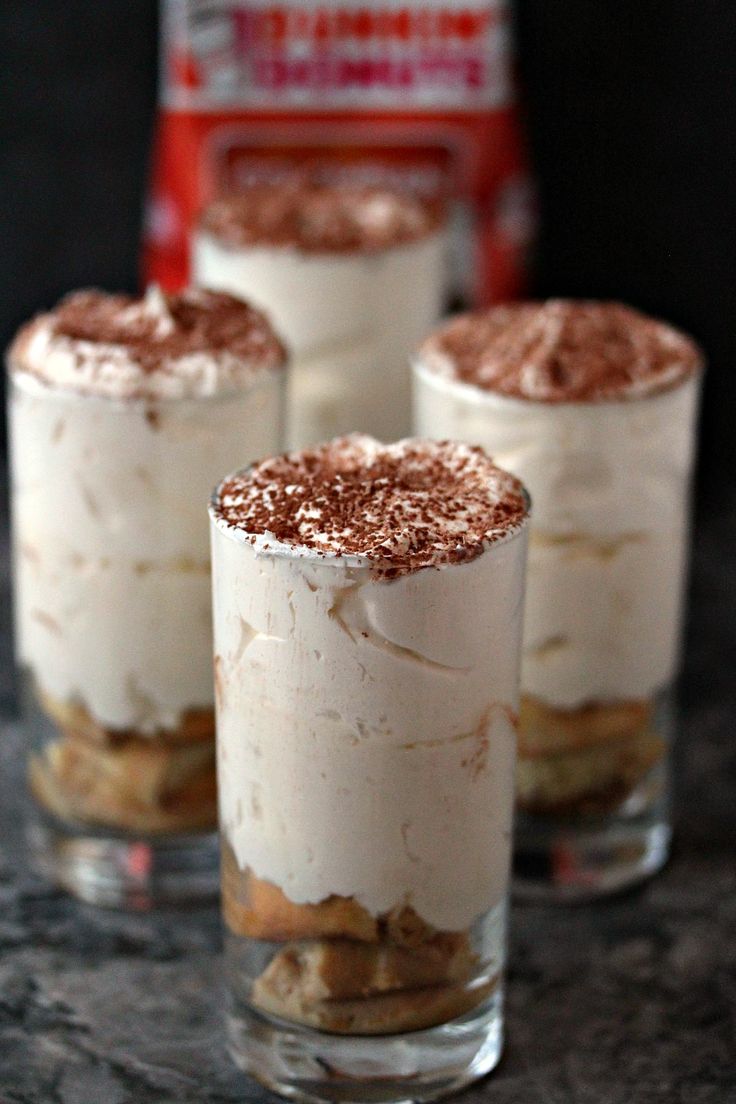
[0,485,734,1104]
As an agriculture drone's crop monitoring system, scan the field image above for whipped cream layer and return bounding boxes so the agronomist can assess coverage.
[9,289,286,732]
[193,187,446,448]
[414,302,703,709]
[419,300,701,403]
[9,286,285,401]
[199,184,442,254]
[210,436,528,930]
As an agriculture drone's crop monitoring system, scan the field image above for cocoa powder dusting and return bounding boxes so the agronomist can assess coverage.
[48,288,286,374]
[213,435,528,580]
[419,300,703,403]
[200,182,442,254]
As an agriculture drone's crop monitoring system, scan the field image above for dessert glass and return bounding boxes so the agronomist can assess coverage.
[192,183,447,449]
[209,436,529,1103]
[414,301,703,898]
[7,288,286,907]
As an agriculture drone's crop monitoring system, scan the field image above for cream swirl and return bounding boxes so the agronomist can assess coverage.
[8,286,286,401]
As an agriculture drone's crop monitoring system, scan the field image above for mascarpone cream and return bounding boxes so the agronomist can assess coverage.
[210,436,528,930]
[414,301,703,709]
[9,287,286,732]
[193,185,447,448]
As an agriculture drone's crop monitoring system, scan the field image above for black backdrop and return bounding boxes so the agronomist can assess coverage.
[2,1,735,489]
[514,2,736,493]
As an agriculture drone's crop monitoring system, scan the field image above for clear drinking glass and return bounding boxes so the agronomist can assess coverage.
[192,189,448,449]
[209,462,529,1102]
[8,369,285,907]
[414,351,703,899]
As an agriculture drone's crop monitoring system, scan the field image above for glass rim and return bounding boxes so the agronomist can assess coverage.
[6,356,286,410]
[208,462,531,570]
[195,213,450,259]
[410,351,704,410]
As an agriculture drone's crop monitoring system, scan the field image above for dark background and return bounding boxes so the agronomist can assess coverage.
[0,9,734,1099]
[1,0,735,490]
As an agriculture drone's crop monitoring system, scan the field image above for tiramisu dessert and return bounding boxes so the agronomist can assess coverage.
[209,436,528,1091]
[8,287,285,898]
[193,183,447,448]
[414,301,703,890]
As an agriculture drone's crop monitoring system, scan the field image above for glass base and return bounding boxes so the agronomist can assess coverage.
[513,815,670,902]
[226,992,503,1104]
[514,690,675,901]
[27,812,219,909]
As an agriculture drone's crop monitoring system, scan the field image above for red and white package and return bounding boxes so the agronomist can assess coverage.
[144,0,535,304]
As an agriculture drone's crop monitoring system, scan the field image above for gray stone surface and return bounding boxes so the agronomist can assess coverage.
[0,488,734,1103]
[0,461,13,718]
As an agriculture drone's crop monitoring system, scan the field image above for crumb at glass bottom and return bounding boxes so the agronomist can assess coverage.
[226,918,506,1104]
[222,845,507,1104]
[28,684,217,835]
[20,670,220,909]
[513,690,674,899]
[221,844,502,1040]
[516,694,665,815]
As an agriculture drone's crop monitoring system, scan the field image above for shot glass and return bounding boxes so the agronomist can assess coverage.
[414,300,704,898]
[193,182,447,448]
[209,435,529,1102]
[7,287,286,906]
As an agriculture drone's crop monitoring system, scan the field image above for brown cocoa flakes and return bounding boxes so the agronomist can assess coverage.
[212,435,528,580]
[419,300,702,403]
